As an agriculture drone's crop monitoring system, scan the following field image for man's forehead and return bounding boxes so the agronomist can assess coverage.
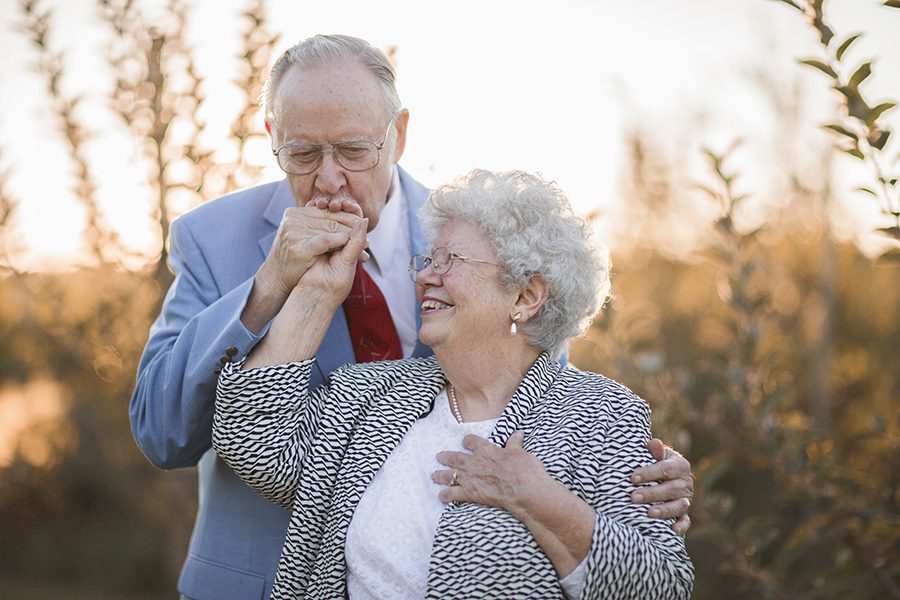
[276,60,383,108]
[274,112,386,144]
[272,63,388,141]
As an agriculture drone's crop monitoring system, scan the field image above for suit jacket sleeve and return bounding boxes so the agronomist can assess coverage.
[213,359,326,510]
[129,216,264,469]
[580,399,694,600]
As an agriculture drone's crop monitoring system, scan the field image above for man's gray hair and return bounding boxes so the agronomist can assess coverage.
[261,34,401,127]
[420,169,611,358]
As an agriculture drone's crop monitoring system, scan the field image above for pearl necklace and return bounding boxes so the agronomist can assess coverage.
[447,383,464,423]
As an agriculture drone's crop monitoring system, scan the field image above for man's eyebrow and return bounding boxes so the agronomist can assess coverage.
[283,133,374,146]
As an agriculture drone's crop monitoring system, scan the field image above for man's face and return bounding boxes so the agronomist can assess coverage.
[270,59,408,231]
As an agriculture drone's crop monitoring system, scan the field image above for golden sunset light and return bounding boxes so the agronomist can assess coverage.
[1,0,898,598]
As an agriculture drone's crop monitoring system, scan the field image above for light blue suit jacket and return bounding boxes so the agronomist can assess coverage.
[129,168,432,600]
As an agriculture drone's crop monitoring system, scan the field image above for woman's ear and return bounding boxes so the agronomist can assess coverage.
[514,274,549,322]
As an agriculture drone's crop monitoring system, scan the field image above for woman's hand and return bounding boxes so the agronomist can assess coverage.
[433,431,595,578]
[295,216,369,304]
[432,431,548,509]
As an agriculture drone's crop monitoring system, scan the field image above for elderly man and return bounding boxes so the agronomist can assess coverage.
[130,34,693,600]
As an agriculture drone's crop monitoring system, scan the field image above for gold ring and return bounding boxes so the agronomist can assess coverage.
[450,470,459,486]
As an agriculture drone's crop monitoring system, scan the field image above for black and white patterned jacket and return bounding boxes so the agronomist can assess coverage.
[213,353,693,600]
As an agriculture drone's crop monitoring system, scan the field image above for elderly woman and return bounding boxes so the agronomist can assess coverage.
[213,169,693,599]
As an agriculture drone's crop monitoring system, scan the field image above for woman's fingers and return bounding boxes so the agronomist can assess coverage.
[339,218,369,264]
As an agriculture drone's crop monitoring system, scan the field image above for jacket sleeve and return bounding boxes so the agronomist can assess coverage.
[212,359,326,510]
[579,399,694,600]
[129,217,265,469]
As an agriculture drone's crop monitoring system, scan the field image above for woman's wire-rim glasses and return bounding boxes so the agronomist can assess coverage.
[408,247,501,282]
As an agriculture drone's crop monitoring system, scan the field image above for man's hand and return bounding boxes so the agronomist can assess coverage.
[241,202,365,334]
[241,217,369,369]
[630,438,693,535]
[260,205,364,297]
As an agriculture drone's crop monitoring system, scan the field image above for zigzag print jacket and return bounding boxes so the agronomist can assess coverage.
[213,353,694,600]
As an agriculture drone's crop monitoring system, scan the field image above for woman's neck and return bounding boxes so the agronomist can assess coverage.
[436,340,541,422]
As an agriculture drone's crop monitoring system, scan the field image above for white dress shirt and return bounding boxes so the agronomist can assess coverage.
[364,168,418,357]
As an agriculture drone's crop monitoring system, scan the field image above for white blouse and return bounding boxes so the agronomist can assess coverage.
[344,388,587,600]
[345,388,497,599]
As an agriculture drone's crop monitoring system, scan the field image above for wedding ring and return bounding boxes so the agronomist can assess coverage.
[450,469,459,486]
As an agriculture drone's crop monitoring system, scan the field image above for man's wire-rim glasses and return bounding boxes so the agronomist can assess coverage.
[273,117,395,175]
[408,247,501,282]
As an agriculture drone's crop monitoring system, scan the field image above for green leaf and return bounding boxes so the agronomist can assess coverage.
[823,123,859,141]
[849,62,872,88]
[835,34,862,61]
[869,129,891,150]
[842,147,865,160]
[836,85,872,121]
[810,7,835,47]
[701,147,723,165]
[866,101,896,126]
[855,186,878,197]
[799,58,838,78]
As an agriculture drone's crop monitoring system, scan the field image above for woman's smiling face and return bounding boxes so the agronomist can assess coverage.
[415,219,513,351]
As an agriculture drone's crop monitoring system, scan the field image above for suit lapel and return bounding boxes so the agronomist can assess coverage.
[258,178,295,258]
[488,353,560,447]
[339,358,444,498]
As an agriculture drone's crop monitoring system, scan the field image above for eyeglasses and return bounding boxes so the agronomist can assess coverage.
[273,118,395,176]
[408,247,501,282]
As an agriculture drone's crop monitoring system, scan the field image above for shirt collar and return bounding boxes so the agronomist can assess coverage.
[367,167,405,274]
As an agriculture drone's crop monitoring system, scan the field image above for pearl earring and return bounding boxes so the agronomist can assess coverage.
[510,312,522,335]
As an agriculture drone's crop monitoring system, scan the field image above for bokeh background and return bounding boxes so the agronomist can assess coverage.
[0,0,898,598]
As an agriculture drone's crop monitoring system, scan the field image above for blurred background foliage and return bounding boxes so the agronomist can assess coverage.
[0,0,898,598]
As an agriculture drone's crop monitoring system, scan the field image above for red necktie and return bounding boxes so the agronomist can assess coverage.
[343,263,402,362]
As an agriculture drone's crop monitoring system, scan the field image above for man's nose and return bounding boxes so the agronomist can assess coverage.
[314,151,347,195]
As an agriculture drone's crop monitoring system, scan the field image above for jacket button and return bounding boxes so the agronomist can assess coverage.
[219,355,230,365]
[226,346,238,357]
[214,366,222,375]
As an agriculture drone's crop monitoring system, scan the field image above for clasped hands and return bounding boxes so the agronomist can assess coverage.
[258,197,370,304]
[433,432,693,534]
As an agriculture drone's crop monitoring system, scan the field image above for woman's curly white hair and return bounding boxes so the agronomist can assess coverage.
[419,169,610,358]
